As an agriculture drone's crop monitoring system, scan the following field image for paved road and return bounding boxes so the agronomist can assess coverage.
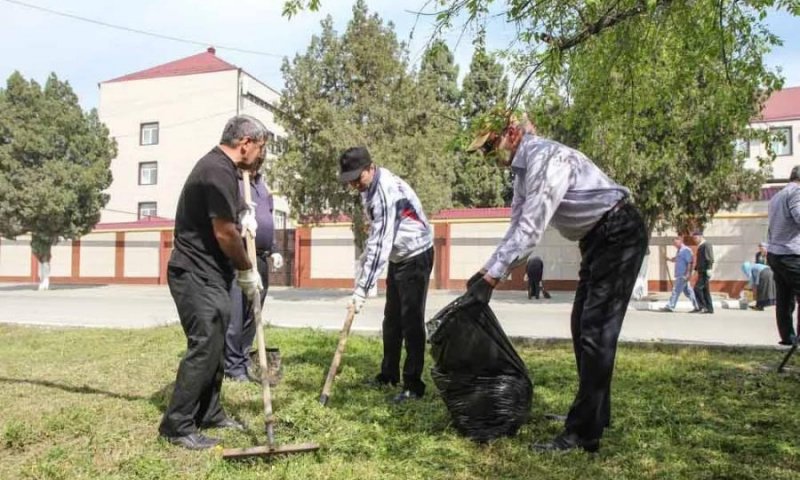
[0,283,785,347]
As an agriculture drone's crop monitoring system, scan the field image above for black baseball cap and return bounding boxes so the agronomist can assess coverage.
[339,147,372,183]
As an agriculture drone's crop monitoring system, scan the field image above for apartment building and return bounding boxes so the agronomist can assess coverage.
[98,47,289,227]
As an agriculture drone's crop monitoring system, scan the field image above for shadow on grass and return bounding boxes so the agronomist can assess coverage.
[0,376,151,402]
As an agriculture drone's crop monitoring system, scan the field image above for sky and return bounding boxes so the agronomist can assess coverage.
[0,0,798,110]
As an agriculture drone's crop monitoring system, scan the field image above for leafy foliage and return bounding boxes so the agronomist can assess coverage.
[0,72,115,261]
[453,34,512,208]
[525,0,787,232]
[274,0,457,247]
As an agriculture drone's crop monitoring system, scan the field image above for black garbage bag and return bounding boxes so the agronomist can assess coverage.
[427,295,533,442]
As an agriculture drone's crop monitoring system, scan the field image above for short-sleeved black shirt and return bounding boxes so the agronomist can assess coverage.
[169,147,243,284]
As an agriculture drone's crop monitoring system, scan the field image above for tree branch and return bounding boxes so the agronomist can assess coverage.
[539,0,675,52]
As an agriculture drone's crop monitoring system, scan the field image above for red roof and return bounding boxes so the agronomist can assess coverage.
[103,47,237,83]
[757,86,800,122]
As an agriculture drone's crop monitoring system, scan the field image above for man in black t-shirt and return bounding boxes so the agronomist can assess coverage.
[158,115,266,451]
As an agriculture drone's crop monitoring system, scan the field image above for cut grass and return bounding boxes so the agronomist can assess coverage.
[1,324,799,479]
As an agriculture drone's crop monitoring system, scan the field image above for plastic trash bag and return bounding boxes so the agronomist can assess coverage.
[426,296,533,442]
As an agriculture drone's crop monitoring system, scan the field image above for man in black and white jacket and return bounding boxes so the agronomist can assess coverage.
[339,147,434,404]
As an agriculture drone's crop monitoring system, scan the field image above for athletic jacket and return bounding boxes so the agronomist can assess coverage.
[355,167,433,296]
[483,133,629,279]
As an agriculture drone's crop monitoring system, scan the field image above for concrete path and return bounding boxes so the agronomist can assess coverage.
[0,283,786,348]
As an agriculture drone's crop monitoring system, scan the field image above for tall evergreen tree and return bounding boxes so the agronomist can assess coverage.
[419,39,460,110]
[274,0,456,248]
[0,72,115,290]
[453,34,510,207]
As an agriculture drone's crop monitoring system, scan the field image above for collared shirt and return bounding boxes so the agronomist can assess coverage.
[674,245,693,278]
[169,146,240,284]
[768,182,800,255]
[484,134,629,279]
[355,167,433,296]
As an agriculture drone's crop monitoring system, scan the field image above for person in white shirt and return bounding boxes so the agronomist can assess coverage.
[465,114,647,453]
[339,147,435,404]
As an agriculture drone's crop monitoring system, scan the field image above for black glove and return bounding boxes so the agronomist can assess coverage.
[465,277,495,305]
[466,271,484,288]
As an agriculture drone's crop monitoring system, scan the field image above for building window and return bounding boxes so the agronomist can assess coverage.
[138,202,157,220]
[138,162,157,185]
[140,122,159,146]
[734,139,750,157]
[770,127,792,157]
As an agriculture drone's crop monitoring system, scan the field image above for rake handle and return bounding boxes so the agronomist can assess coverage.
[320,306,356,406]
[242,172,275,443]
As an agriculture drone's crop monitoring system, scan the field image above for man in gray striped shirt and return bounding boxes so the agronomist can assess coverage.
[465,113,648,453]
[767,165,800,346]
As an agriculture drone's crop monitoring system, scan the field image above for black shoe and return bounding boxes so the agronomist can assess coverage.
[200,417,246,431]
[392,390,422,404]
[531,432,599,453]
[689,308,702,313]
[702,310,714,314]
[366,373,398,388]
[161,432,220,450]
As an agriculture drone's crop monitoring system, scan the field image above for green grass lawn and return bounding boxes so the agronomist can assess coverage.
[1,324,799,480]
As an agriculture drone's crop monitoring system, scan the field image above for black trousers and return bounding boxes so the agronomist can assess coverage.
[159,267,230,437]
[225,255,269,377]
[381,246,434,396]
[693,272,714,313]
[566,203,647,440]
[767,253,800,344]
[527,256,544,298]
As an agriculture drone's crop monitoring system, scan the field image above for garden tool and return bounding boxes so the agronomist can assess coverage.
[319,304,356,406]
[223,171,319,459]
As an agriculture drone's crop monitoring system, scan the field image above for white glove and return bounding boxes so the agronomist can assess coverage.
[270,252,284,270]
[239,202,257,239]
[237,268,263,303]
[350,291,366,314]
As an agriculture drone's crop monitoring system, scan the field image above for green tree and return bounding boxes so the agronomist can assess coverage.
[283,0,798,227]
[419,39,460,110]
[461,33,508,121]
[274,0,456,248]
[525,1,785,233]
[0,72,115,290]
[453,35,510,207]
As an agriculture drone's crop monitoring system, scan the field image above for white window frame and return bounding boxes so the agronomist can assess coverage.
[770,126,793,157]
[733,139,750,157]
[140,122,159,146]
[138,202,157,220]
[138,162,157,185]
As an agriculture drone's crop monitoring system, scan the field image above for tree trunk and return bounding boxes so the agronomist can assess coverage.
[38,260,51,291]
[31,235,55,292]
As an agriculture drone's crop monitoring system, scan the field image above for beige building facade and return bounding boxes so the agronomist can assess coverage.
[98,47,289,227]
[743,86,800,180]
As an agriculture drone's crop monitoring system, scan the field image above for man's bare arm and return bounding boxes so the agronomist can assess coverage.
[212,218,252,271]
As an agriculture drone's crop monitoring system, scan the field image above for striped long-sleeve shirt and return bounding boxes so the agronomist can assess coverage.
[768,182,800,255]
[355,168,433,296]
[483,134,629,279]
